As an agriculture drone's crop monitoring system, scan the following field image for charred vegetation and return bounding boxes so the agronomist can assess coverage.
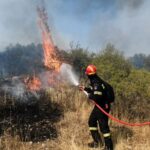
[0,88,63,142]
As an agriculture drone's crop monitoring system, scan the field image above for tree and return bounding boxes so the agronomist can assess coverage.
[0,43,43,77]
[93,44,131,82]
[67,48,94,76]
[129,53,146,69]
[144,55,150,71]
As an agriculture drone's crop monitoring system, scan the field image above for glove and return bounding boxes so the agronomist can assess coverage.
[78,85,85,91]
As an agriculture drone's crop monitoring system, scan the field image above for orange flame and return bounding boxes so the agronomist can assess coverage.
[37,6,62,72]
[24,5,62,92]
[24,76,41,91]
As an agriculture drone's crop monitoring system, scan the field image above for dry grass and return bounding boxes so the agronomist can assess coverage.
[0,86,150,150]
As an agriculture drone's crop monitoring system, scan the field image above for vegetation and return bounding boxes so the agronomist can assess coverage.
[0,43,150,149]
[129,53,150,70]
[0,44,43,77]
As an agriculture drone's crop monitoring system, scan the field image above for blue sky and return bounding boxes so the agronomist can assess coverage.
[0,0,150,56]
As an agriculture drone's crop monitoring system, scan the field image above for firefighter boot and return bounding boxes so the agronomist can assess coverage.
[88,141,99,148]
[104,137,113,150]
[88,130,103,148]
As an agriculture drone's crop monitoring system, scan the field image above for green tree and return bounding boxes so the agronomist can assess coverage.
[129,53,146,69]
[93,44,131,83]
[144,55,150,71]
[67,48,94,75]
[116,69,150,120]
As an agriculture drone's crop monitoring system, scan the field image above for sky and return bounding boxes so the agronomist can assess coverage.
[0,0,150,56]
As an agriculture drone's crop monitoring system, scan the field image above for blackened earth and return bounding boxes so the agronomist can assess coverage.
[0,91,63,142]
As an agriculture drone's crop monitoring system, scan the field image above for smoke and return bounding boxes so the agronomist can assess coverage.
[0,0,41,51]
[60,63,79,86]
[44,0,149,55]
[0,0,149,55]
[0,0,69,51]
[1,77,40,102]
[116,0,145,10]
[2,77,25,98]
[46,0,149,55]
[0,63,80,103]
[65,0,145,19]
[87,0,150,55]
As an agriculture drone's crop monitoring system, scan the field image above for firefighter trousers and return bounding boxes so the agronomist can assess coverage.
[88,104,113,149]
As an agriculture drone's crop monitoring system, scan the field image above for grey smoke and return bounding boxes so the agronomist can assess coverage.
[70,0,145,18]
[46,0,150,55]
[2,77,25,98]
[0,0,40,50]
[0,0,150,55]
[0,0,68,51]
[87,0,150,56]
[1,77,40,102]
[116,0,145,10]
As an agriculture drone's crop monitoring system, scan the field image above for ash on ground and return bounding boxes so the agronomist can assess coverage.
[0,80,63,142]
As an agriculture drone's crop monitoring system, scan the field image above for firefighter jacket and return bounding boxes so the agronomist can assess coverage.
[84,74,108,108]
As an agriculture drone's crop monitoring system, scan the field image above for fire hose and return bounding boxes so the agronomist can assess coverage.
[92,100,150,127]
[81,89,150,126]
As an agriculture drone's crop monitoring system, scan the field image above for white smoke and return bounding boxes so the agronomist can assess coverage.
[1,76,40,102]
[60,63,79,86]
[2,77,25,98]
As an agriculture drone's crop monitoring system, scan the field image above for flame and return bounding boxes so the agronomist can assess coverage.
[37,6,62,72]
[23,5,63,92]
[24,76,41,91]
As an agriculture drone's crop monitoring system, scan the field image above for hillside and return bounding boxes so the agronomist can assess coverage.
[0,85,150,150]
[0,44,150,150]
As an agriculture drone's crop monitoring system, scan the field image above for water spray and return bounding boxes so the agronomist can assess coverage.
[60,63,150,126]
[60,63,88,96]
[60,63,79,86]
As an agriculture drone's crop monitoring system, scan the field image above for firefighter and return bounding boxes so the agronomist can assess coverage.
[79,64,113,150]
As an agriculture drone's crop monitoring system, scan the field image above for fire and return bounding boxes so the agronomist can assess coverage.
[37,6,62,71]
[24,76,41,91]
[0,3,63,93]
[23,4,62,92]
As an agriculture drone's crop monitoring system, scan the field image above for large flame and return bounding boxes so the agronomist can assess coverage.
[24,5,62,91]
[37,6,62,71]
[23,4,62,92]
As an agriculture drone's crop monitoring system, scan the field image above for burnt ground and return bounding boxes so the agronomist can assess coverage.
[0,91,63,142]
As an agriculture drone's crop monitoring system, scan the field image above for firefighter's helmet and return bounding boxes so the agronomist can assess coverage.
[85,64,97,75]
